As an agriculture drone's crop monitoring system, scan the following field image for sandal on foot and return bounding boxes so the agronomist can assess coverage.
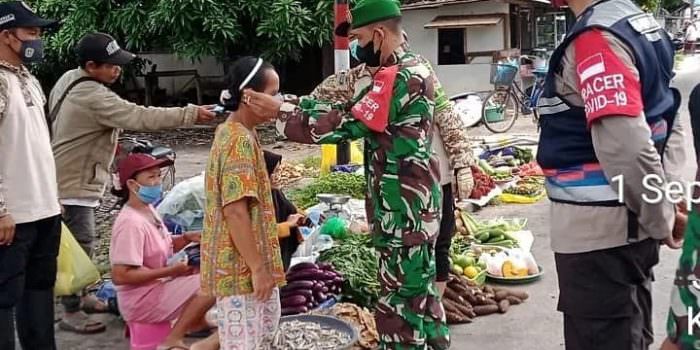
[81,295,109,314]
[58,313,106,334]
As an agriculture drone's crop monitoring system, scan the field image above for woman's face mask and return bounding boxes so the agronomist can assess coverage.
[132,182,162,205]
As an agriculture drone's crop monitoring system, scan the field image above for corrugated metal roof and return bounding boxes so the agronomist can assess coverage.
[424,15,503,28]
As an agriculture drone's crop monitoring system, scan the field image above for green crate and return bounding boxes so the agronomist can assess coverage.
[484,106,505,122]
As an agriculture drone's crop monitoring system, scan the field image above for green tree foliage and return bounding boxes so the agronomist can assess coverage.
[634,0,687,12]
[23,0,334,85]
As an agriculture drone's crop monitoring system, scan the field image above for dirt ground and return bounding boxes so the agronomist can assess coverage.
[50,56,700,350]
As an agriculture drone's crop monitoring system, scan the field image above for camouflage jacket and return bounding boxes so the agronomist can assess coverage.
[278,48,442,248]
[309,58,476,172]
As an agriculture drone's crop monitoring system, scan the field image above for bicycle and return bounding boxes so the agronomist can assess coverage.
[481,54,548,133]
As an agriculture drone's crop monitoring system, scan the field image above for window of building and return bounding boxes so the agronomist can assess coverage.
[438,28,466,65]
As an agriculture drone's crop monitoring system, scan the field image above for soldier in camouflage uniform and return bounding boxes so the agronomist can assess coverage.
[664,83,700,350]
[309,33,476,296]
[309,37,475,184]
[244,0,450,348]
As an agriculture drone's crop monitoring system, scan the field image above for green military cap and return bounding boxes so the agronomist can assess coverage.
[335,0,401,37]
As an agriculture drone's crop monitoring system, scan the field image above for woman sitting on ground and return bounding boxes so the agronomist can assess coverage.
[110,153,215,350]
[264,150,305,271]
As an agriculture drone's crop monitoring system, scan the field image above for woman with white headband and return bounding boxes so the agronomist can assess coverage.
[199,56,286,350]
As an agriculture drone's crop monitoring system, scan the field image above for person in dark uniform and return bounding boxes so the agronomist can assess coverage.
[537,0,686,349]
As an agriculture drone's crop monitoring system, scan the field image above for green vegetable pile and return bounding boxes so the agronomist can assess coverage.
[460,211,525,249]
[287,172,366,209]
[318,234,379,307]
[513,147,533,163]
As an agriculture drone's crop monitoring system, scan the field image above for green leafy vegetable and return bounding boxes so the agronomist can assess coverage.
[287,172,365,209]
[318,234,379,307]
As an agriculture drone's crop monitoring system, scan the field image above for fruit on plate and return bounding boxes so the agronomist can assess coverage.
[502,261,528,277]
[483,249,539,278]
[464,266,479,279]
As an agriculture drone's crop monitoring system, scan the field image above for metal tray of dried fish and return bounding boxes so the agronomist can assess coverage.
[259,315,358,350]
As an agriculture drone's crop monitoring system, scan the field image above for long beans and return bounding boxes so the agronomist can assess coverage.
[318,234,379,307]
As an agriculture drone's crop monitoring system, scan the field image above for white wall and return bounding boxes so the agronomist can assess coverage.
[402,2,510,94]
[136,53,224,95]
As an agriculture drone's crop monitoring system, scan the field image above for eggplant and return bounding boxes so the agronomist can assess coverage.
[321,286,329,293]
[314,291,327,302]
[280,289,312,299]
[312,282,323,293]
[286,269,325,282]
[307,302,314,309]
[333,276,344,285]
[317,262,333,271]
[281,280,315,291]
[281,306,308,316]
[280,295,307,307]
[288,262,318,274]
[315,271,336,281]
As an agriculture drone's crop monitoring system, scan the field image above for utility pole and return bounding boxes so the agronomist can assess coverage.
[334,0,351,165]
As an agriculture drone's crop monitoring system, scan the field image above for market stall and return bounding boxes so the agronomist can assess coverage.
[142,135,548,348]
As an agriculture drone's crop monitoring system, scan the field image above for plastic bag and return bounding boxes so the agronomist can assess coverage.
[55,224,101,296]
[293,226,334,259]
[453,95,482,128]
[320,142,364,175]
[157,174,205,232]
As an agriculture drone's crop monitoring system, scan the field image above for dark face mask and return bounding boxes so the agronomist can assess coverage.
[355,31,383,67]
[11,33,44,64]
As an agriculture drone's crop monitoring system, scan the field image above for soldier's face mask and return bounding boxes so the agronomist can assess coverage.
[350,39,359,61]
[355,29,383,67]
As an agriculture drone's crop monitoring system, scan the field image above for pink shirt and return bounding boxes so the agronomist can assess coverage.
[110,205,174,320]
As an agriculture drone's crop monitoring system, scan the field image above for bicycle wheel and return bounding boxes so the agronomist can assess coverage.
[481,90,519,133]
[161,165,176,193]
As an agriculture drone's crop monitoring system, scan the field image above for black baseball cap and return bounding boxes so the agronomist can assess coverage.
[76,32,136,66]
[0,1,58,31]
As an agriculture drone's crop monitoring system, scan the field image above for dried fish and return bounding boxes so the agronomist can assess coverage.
[257,320,352,350]
[311,303,378,350]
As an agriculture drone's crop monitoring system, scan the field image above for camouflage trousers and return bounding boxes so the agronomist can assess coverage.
[667,210,700,349]
[375,243,450,350]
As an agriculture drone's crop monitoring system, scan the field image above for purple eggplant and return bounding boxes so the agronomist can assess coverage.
[281,280,315,291]
[317,262,333,271]
[321,286,329,293]
[314,291,327,302]
[280,295,307,308]
[286,269,325,282]
[312,282,323,293]
[315,271,336,281]
[288,262,318,274]
[281,306,308,316]
[280,289,312,299]
[307,302,314,309]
